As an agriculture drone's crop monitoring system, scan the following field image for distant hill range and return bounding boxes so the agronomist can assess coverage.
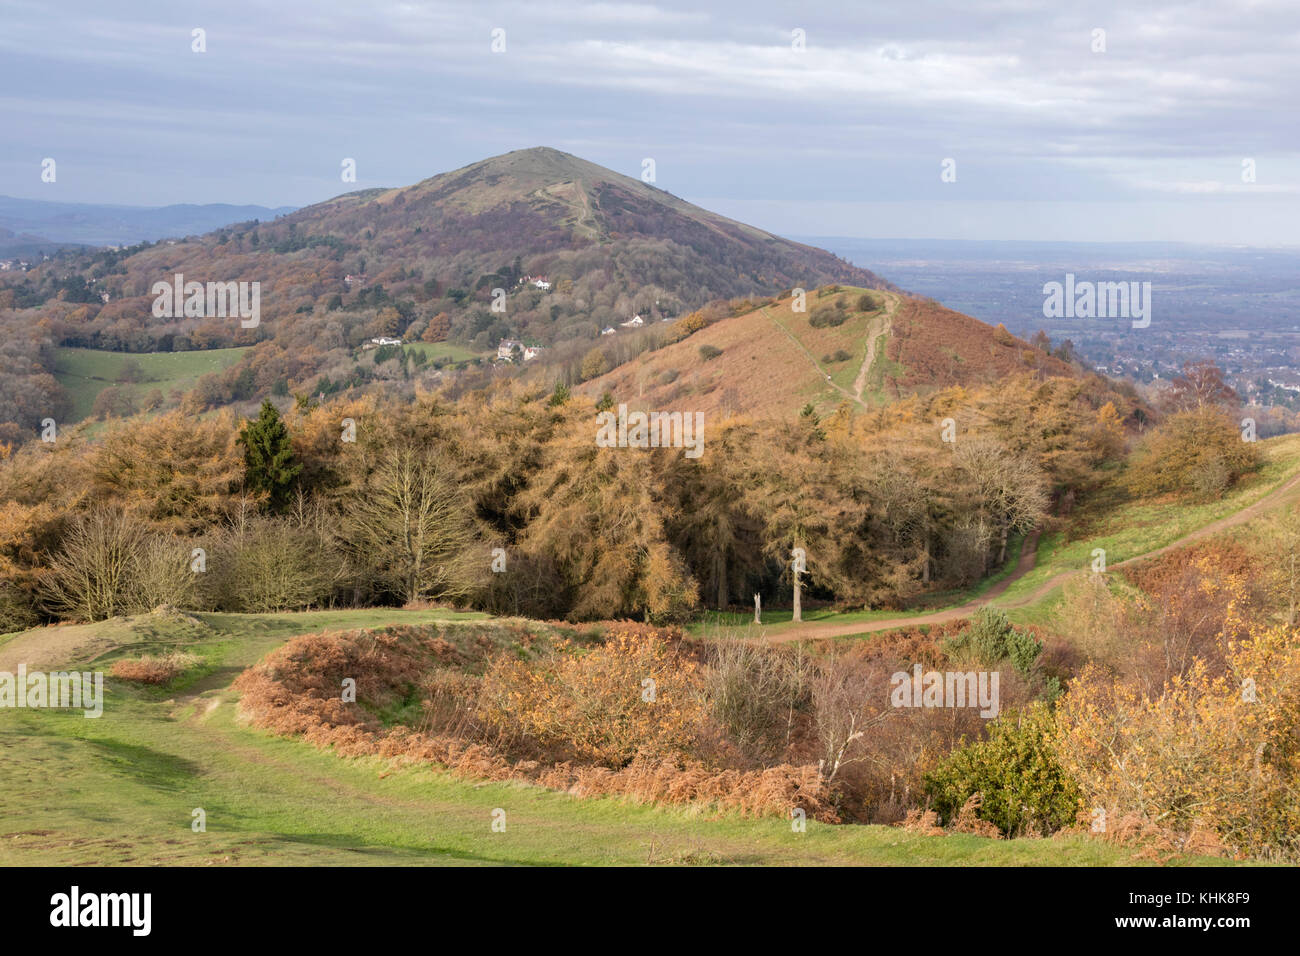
[0,195,297,252]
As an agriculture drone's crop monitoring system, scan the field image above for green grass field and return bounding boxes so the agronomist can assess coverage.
[996,431,1300,610]
[0,606,1228,866]
[400,341,482,365]
[53,346,251,422]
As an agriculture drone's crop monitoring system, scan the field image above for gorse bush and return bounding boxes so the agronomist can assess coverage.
[944,608,1042,675]
[923,704,1082,836]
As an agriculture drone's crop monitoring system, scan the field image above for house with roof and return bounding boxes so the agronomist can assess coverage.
[620,314,644,328]
[497,339,524,361]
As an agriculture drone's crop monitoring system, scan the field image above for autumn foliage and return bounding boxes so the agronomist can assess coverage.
[234,622,838,822]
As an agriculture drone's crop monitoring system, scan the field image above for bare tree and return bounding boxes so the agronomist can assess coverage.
[341,445,479,604]
[811,656,890,784]
[41,508,147,621]
[954,437,1050,567]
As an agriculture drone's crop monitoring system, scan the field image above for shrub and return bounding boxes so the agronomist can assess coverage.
[924,704,1082,836]
[944,608,1041,675]
[128,535,198,611]
[704,641,811,764]
[698,344,723,361]
[1124,406,1260,501]
[1053,625,1300,860]
[110,651,202,685]
[478,628,707,767]
[203,514,342,613]
[41,508,201,621]
[809,304,849,328]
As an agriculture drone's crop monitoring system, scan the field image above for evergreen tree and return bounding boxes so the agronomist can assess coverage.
[237,400,301,511]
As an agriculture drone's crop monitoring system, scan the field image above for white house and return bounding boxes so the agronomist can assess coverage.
[369,336,402,346]
[620,314,644,328]
[532,278,551,290]
[601,327,616,336]
[523,345,545,361]
[497,339,523,361]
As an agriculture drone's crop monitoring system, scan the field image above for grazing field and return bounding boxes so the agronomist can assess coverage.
[398,341,483,365]
[52,346,250,421]
[0,606,1229,866]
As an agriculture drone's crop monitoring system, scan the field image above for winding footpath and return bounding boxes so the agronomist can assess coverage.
[764,467,1300,643]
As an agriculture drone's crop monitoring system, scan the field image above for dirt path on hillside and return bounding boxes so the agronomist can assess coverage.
[0,622,116,672]
[764,468,1300,643]
[852,294,898,401]
[759,305,866,409]
[760,290,899,412]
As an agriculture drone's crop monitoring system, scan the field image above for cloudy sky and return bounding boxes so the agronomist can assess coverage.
[2,0,1297,243]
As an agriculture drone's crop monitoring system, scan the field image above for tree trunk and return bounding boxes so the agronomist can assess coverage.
[792,567,802,623]
[716,552,727,608]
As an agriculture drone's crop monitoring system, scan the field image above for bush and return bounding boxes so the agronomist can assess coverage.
[478,628,707,767]
[924,704,1082,836]
[0,583,39,634]
[40,508,196,620]
[1053,625,1300,860]
[704,641,810,764]
[110,651,202,685]
[809,303,849,328]
[698,344,723,361]
[944,608,1041,675]
[1125,406,1260,501]
[203,514,342,613]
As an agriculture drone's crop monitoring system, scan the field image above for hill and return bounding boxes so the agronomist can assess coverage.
[2,147,888,356]
[0,148,892,431]
[579,285,1080,420]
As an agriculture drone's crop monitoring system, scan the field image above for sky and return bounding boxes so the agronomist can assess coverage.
[2,0,1298,244]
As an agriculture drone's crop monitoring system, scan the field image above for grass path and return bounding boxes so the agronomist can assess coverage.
[0,607,1226,866]
[760,452,1300,644]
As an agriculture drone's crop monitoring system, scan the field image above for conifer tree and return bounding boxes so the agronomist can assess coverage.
[238,400,301,511]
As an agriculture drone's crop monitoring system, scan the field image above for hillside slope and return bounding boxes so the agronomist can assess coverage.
[579,285,1079,420]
